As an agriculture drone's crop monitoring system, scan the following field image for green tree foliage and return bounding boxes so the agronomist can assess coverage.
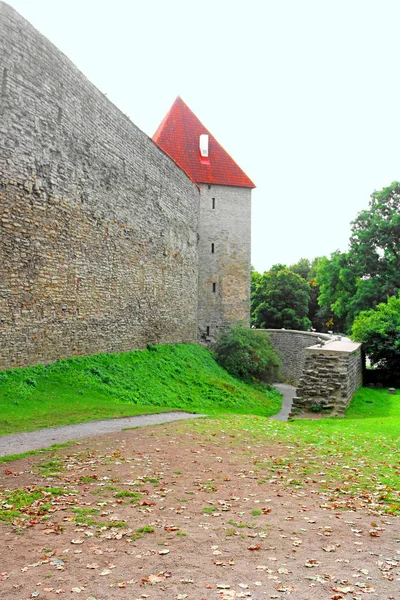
[350,181,400,295]
[316,182,400,333]
[289,257,312,280]
[290,257,329,331]
[352,294,400,383]
[316,252,358,332]
[215,325,280,383]
[251,267,311,331]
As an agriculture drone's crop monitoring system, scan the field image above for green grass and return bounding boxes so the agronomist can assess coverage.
[185,387,400,515]
[114,490,142,503]
[0,487,70,523]
[137,525,154,534]
[0,442,76,465]
[72,507,99,526]
[37,458,64,477]
[0,344,281,436]
[202,506,218,514]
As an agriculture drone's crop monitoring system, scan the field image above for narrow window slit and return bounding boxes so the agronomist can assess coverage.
[212,282,216,293]
[211,243,214,253]
[212,198,215,209]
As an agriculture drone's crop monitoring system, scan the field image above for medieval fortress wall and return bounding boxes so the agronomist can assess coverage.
[0,2,200,369]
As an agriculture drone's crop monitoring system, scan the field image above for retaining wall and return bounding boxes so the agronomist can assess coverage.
[261,329,330,384]
[291,340,363,416]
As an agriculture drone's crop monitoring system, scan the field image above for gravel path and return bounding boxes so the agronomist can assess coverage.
[270,382,295,420]
[0,412,205,458]
[0,386,293,458]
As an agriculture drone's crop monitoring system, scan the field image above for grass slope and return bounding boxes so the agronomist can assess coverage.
[0,344,281,435]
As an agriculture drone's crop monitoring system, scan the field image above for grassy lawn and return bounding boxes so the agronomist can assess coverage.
[184,386,400,514]
[0,344,281,435]
[0,346,398,514]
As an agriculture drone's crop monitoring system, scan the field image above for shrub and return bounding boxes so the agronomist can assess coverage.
[352,293,400,385]
[214,326,280,383]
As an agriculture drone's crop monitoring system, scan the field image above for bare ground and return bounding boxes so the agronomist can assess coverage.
[0,418,398,600]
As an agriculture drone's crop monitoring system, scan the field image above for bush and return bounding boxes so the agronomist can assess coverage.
[352,293,400,385]
[214,326,280,383]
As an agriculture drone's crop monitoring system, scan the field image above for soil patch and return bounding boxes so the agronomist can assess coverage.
[0,419,398,600]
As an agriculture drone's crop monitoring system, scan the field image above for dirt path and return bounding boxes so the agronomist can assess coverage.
[0,418,398,600]
[0,412,205,458]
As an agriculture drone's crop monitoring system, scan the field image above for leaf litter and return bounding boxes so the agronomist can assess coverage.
[0,416,398,598]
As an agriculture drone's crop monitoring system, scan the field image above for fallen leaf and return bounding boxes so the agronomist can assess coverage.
[304,559,320,568]
[322,545,336,552]
[147,574,163,584]
[369,530,380,537]
[217,584,231,589]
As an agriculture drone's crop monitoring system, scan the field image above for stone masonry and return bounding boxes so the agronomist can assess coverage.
[291,340,363,416]
[0,3,200,369]
[261,329,330,385]
[198,184,251,344]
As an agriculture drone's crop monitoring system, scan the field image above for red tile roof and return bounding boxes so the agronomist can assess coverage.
[153,97,255,189]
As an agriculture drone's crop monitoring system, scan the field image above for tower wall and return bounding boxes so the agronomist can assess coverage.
[0,2,199,369]
[198,184,251,343]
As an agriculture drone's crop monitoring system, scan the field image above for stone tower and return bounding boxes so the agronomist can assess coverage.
[153,97,255,344]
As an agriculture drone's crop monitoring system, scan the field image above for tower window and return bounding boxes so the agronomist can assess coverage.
[208,184,211,190]
[212,282,216,293]
[211,243,214,253]
[199,134,209,157]
[206,326,210,336]
[212,198,215,209]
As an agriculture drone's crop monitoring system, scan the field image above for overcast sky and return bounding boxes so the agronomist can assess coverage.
[6,0,400,272]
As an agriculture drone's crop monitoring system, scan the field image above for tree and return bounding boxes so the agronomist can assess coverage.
[289,257,312,280]
[316,182,400,333]
[251,267,311,331]
[316,252,358,332]
[214,325,280,383]
[352,293,400,384]
[350,182,400,295]
[290,257,329,331]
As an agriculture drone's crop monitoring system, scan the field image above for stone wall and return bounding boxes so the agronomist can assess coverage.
[0,2,199,369]
[291,340,363,416]
[198,184,251,344]
[261,329,331,384]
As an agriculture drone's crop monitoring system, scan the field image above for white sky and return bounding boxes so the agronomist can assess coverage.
[5,0,400,272]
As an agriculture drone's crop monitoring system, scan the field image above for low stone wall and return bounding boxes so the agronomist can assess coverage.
[291,340,362,416]
[260,330,330,384]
